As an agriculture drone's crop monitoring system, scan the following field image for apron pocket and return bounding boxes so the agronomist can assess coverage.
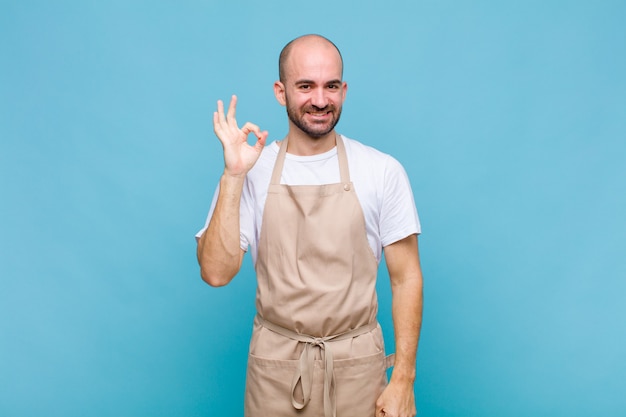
[245,349,388,417]
[334,350,388,417]
[245,354,324,417]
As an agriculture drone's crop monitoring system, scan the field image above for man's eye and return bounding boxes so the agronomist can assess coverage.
[299,85,311,90]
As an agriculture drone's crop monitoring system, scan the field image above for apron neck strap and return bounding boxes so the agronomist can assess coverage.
[271,134,350,185]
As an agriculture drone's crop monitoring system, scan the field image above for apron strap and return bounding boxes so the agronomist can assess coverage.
[257,315,378,417]
[385,353,396,369]
[270,134,351,186]
[270,137,289,185]
[335,133,350,186]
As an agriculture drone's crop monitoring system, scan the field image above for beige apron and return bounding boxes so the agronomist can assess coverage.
[244,136,394,417]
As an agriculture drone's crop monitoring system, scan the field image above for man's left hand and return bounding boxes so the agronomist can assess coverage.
[375,380,417,417]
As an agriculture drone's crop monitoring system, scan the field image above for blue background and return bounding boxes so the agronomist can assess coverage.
[1,1,625,416]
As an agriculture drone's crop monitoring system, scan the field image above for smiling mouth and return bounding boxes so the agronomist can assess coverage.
[307,111,331,117]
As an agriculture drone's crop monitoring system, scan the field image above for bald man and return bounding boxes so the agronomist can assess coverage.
[196,34,423,417]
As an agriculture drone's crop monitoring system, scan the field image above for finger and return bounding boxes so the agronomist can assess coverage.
[213,111,228,139]
[254,130,268,151]
[213,111,219,133]
[241,122,261,137]
[226,94,237,122]
[216,99,226,126]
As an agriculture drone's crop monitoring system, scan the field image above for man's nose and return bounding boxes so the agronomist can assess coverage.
[310,88,328,108]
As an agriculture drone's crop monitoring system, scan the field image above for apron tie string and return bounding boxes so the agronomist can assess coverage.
[257,315,378,417]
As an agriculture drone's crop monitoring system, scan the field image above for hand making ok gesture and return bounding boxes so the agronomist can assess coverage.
[213,95,268,178]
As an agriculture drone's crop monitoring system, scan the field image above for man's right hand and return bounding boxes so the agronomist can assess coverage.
[213,95,268,177]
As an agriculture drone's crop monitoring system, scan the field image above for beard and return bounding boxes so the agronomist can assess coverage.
[285,100,343,139]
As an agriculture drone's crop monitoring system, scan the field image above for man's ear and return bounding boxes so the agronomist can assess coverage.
[274,81,286,106]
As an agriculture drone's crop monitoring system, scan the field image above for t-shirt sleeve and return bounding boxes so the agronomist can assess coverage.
[238,178,254,251]
[379,156,421,247]
[194,185,220,243]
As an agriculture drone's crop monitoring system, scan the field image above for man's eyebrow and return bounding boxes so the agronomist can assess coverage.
[294,79,342,86]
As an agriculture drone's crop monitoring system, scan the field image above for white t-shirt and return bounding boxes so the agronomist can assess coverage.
[196,135,421,265]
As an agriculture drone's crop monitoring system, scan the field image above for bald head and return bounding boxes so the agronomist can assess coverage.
[278,34,344,83]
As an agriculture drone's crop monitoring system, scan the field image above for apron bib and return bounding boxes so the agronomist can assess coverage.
[244,136,393,417]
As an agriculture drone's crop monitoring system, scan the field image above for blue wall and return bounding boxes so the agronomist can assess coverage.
[1,1,625,416]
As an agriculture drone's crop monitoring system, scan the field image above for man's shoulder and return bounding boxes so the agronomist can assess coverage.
[341,135,404,173]
[341,135,390,160]
[260,140,280,159]
[248,141,279,177]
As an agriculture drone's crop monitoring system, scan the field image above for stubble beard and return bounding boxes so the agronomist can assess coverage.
[286,101,342,139]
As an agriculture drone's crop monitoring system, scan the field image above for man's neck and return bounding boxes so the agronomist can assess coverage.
[285,130,337,156]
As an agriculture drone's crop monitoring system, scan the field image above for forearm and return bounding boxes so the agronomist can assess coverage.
[390,274,423,384]
[375,235,422,416]
[197,173,246,286]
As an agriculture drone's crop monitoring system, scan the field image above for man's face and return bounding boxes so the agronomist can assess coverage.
[279,41,347,139]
